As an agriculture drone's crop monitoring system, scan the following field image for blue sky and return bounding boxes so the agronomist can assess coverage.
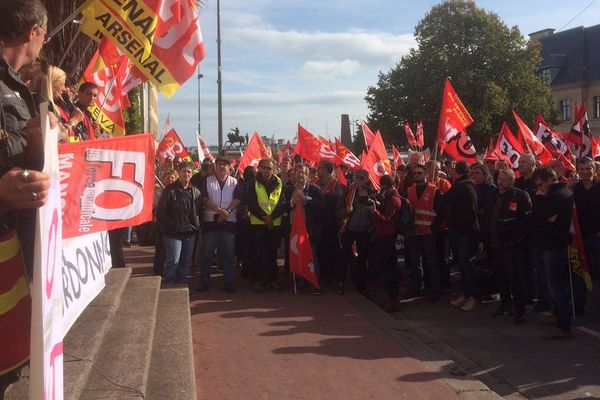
[159,0,600,147]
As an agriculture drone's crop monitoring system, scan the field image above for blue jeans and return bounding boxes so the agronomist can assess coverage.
[530,245,550,306]
[542,248,572,331]
[164,234,197,284]
[406,234,440,291]
[451,233,478,299]
[200,229,236,285]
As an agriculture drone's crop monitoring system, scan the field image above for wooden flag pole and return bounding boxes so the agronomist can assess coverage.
[567,246,577,321]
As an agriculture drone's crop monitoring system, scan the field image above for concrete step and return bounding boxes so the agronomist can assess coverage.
[64,268,132,400]
[80,275,161,399]
[146,288,196,400]
[4,268,133,400]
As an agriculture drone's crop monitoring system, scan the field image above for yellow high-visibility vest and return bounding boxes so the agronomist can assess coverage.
[250,176,283,226]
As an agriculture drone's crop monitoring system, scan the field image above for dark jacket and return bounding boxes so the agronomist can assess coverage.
[0,56,38,174]
[484,186,531,246]
[156,180,202,238]
[573,181,600,237]
[531,182,573,249]
[284,182,323,240]
[373,187,402,236]
[442,174,479,235]
[318,178,346,234]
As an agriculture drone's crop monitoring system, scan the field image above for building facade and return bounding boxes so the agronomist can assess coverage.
[532,25,600,133]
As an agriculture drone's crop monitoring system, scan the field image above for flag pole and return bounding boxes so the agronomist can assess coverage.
[567,246,577,321]
[46,10,81,43]
[292,273,298,295]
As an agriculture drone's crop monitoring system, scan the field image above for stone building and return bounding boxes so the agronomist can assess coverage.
[531,24,600,133]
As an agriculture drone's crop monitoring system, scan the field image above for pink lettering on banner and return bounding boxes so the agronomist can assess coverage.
[45,209,59,299]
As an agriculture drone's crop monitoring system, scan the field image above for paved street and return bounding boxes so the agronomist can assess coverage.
[126,245,600,399]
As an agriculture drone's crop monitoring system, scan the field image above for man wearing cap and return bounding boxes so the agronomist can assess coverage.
[197,156,242,293]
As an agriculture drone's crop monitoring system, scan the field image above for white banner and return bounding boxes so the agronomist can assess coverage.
[62,231,112,335]
[30,105,64,400]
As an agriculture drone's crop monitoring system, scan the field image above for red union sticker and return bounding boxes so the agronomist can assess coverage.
[509,201,517,212]
[58,134,156,239]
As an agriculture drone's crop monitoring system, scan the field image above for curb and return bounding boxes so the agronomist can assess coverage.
[347,291,528,400]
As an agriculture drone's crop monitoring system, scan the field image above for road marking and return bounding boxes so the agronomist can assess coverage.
[576,326,600,339]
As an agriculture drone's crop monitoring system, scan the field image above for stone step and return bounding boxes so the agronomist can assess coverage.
[64,268,132,400]
[4,268,133,400]
[146,287,196,400]
[80,275,161,399]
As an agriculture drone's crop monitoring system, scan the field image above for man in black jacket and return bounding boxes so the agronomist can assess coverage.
[156,162,202,284]
[444,161,480,311]
[485,169,531,324]
[532,167,574,339]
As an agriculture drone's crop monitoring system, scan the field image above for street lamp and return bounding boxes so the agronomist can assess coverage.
[216,0,223,153]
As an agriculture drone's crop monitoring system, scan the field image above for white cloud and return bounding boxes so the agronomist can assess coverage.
[227,27,414,65]
[300,60,361,80]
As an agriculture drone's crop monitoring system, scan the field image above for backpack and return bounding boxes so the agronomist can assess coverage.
[394,196,414,235]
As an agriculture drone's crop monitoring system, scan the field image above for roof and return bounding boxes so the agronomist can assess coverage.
[538,24,600,85]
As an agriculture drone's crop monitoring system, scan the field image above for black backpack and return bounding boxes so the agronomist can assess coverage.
[395,196,414,235]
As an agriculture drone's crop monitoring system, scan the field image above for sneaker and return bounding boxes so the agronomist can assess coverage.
[541,327,573,340]
[253,282,264,293]
[197,282,210,292]
[461,297,478,312]
[222,282,235,293]
[312,288,321,296]
[451,294,468,306]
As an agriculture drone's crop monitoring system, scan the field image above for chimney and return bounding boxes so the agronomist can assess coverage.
[340,114,352,148]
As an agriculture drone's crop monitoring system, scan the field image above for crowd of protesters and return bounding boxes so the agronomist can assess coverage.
[150,149,600,341]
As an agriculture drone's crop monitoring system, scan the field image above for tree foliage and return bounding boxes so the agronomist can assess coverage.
[365,0,558,149]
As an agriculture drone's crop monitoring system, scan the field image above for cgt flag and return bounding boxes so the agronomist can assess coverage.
[196,130,214,163]
[403,122,417,147]
[362,130,392,190]
[79,0,206,98]
[289,203,319,289]
[437,78,474,152]
[442,129,477,165]
[58,134,156,238]
[570,205,593,291]
[157,128,193,164]
[361,122,376,148]
[238,132,271,172]
[513,111,553,164]
[416,121,425,148]
[392,144,404,168]
[295,124,343,165]
[495,122,525,170]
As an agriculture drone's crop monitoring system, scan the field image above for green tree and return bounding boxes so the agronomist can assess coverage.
[123,87,142,134]
[365,0,558,149]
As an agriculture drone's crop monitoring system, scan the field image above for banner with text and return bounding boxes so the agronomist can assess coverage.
[59,134,155,239]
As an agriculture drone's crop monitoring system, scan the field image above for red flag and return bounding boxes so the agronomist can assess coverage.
[513,111,553,164]
[238,132,270,172]
[82,39,130,136]
[592,136,600,159]
[392,144,404,168]
[442,130,477,165]
[277,140,295,163]
[483,137,498,161]
[361,122,376,148]
[157,128,193,163]
[570,205,593,291]
[59,134,156,238]
[568,102,594,159]
[359,149,367,167]
[403,122,417,147]
[362,131,392,190]
[295,124,343,165]
[535,113,572,159]
[289,204,319,289]
[336,165,348,186]
[335,138,361,170]
[495,122,525,170]
[437,79,474,151]
[416,121,425,148]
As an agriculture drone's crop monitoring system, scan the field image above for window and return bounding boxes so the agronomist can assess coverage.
[540,69,552,85]
[594,96,600,119]
[560,99,571,121]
